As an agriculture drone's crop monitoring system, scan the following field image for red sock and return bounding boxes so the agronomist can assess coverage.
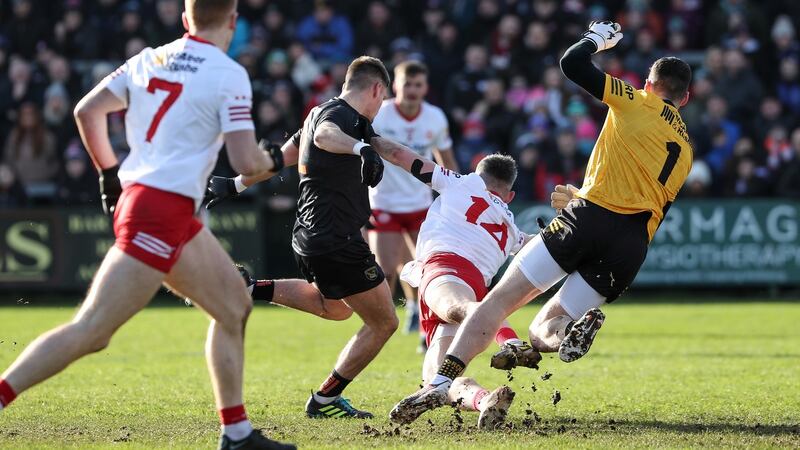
[494,327,519,346]
[219,404,248,425]
[0,379,17,407]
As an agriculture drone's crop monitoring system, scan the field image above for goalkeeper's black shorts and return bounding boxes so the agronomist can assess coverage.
[540,198,650,301]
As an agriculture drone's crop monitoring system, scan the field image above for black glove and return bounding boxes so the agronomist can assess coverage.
[205,176,238,209]
[98,165,122,215]
[258,139,284,172]
[357,144,384,187]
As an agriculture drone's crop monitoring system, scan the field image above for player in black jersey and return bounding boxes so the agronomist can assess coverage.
[206,57,399,419]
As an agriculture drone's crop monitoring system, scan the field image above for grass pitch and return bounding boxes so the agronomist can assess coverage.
[1,296,799,449]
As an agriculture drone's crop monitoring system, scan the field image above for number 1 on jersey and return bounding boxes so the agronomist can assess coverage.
[145,78,183,142]
[465,196,508,252]
[658,141,681,185]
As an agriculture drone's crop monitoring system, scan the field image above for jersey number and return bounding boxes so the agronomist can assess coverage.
[465,196,508,253]
[657,141,681,185]
[145,78,183,142]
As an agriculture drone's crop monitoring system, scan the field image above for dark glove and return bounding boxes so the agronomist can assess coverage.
[358,145,384,187]
[259,139,284,172]
[205,176,238,209]
[98,165,122,215]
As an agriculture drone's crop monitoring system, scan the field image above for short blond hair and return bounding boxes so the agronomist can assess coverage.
[185,0,236,30]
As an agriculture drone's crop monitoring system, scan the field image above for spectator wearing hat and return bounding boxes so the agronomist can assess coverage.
[296,0,353,64]
[57,140,98,205]
[681,159,713,198]
[42,83,73,152]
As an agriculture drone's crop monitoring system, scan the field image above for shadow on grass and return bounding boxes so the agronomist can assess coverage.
[571,418,800,437]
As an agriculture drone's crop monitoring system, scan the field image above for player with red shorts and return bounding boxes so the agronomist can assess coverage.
[367,61,459,341]
[369,137,541,429]
[0,2,292,449]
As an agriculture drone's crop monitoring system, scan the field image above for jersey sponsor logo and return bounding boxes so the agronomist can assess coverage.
[660,105,676,124]
[610,78,634,100]
[131,231,174,259]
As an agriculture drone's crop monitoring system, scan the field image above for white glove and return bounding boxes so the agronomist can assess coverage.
[550,184,579,213]
[582,21,623,53]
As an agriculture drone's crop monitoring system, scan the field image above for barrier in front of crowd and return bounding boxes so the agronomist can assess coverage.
[1,200,798,291]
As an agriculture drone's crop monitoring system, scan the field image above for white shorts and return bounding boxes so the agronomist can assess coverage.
[508,234,606,320]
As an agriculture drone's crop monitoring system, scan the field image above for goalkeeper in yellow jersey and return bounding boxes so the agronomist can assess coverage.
[391,21,694,425]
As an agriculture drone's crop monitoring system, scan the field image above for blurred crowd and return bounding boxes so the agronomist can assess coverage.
[1,0,799,209]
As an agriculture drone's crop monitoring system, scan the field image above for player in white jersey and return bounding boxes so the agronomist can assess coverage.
[0,2,293,449]
[367,61,458,340]
[369,137,541,429]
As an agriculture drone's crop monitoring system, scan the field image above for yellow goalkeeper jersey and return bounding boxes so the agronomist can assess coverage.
[576,74,693,242]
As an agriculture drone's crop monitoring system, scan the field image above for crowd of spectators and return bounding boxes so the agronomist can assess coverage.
[1,0,799,209]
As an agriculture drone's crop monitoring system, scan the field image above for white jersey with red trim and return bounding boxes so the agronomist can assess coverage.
[369,99,452,213]
[403,166,526,287]
[100,34,254,208]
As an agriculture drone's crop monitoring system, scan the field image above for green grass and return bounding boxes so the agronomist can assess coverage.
[1,298,799,449]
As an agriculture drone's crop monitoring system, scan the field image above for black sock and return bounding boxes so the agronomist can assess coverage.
[437,354,466,380]
[251,280,274,302]
[316,369,351,399]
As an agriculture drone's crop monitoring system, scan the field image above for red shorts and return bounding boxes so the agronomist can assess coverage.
[113,183,203,273]
[418,253,488,346]
[369,208,428,233]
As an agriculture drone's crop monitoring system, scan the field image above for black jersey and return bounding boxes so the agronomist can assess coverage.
[291,97,377,256]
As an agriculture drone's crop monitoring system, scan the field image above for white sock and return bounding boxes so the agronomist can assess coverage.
[312,392,338,404]
[429,374,453,387]
[504,338,525,346]
[222,420,253,441]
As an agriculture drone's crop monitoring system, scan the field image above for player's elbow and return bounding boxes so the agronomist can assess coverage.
[73,98,93,123]
[312,126,332,149]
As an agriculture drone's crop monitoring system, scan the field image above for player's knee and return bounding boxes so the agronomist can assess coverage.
[377,311,399,337]
[443,305,466,324]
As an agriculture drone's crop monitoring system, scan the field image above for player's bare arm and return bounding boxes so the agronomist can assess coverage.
[205,138,294,209]
[560,21,623,100]
[432,147,459,172]
[74,86,126,214]
[310,120,383,187]
[225,129,281,177]
[370,136,438,185]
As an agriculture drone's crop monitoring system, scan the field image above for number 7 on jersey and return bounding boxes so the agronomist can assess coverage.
[145,78,183,142]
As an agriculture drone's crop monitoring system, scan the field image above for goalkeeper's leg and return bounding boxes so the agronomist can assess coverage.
[528,272,606,362]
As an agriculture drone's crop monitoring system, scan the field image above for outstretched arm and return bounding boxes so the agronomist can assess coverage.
[370,136,438,185]
[560,21,623,101]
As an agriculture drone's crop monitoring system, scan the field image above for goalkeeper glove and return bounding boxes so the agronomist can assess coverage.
[582,21,623,53]
[550,184,579,213]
